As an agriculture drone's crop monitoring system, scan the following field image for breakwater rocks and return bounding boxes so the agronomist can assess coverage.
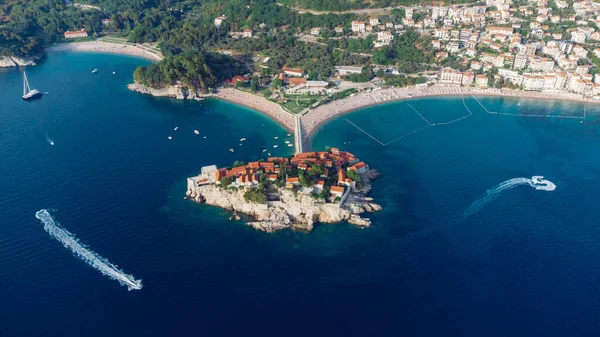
[127,83,209,101]
[186,171,382,233]
[0,56,36,68]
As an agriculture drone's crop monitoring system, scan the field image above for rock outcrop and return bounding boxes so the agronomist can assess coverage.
[0,56,37,68]
[127,83,209,101]
[186,170,382,233]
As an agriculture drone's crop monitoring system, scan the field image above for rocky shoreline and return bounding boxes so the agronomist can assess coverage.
[0,55,37,68]
[186,170,382,233]
[127,83,210,101]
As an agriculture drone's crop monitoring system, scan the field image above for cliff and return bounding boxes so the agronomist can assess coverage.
[127,83,210,101]
[0,56,37,68]
[186,170,382,233]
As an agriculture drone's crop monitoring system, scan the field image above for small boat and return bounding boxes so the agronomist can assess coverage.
[274,136,279,139]
[287,133,291,136]
[22,72,42,100]
[240,138,246,142]
[193,130,200,135]
[287,144,293,147]
[268,153,271,156]
[168,136,172,140]
[285,141,290,144]
[92,69,98,74]
[273,145,278,148]
[112,71,116,75]
[174,127,179,131]
[229,148,235,152]
[262,149,267,152]
[239,143,243,146]
[203,136,207,139]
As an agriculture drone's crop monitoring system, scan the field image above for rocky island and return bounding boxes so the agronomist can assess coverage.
[186,148,382,232]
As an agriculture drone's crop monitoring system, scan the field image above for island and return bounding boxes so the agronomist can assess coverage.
[186,148,381,232]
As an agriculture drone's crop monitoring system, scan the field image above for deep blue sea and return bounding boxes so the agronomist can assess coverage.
[2,53,600,337]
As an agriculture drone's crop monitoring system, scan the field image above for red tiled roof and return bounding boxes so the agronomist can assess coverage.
[330,186,345,193]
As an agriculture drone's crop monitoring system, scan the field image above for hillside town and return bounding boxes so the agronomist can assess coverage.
[215,0,600,99]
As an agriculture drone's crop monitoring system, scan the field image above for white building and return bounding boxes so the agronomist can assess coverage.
[558,57,578,71]
[513,54,528,69]
[214,15,227,27]
[440,68,463,85]
[335,66,363,75]
[522,74,545,91]
[529,57,554,72]
[311,27,321,36]
[369,17,380,26]
[475,74,489,87]
[64,28,88,39]
[571,31,587,44]
[351,21,366,33]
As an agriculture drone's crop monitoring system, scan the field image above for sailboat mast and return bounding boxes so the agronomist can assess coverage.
[23,72,27,96]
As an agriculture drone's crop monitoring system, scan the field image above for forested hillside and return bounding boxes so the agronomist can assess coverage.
[278,0,478,11]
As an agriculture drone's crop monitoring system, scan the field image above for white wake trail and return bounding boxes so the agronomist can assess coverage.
[462,176,555,220]
[35,209,142,291]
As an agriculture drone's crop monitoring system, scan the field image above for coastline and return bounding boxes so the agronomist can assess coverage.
[214,88,295,132]
[300,85,600,139]
[44,40,163,62]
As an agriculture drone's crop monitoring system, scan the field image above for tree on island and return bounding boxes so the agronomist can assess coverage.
[346,169,361,182]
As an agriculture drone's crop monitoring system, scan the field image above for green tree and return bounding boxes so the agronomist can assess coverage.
[346,169,361,182]
[251,75,260,91]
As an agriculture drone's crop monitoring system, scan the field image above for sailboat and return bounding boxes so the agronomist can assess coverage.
[22,72,42,100]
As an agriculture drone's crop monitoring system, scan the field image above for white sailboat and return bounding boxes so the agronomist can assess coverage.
[22,72,42,100]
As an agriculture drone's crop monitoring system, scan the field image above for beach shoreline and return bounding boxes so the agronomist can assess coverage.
[301,85,600,140]
[214,88,295,132]
[45,40,163,62]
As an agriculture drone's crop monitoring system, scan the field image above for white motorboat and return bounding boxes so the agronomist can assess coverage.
[194,130,200,135]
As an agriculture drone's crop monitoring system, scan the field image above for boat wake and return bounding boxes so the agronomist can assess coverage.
[46,136,54,146]
[462,176,556,220]
[35,209,142,291]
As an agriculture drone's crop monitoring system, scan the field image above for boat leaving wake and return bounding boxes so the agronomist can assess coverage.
[35,209,142,291]
[462,176,555,220]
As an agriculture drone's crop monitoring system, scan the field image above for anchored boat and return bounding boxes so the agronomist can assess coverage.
[22,72,42,101]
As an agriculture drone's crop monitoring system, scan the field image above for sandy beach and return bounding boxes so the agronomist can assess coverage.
[214,88,295,131]
[45,41,163,62]
[300,84,600,137]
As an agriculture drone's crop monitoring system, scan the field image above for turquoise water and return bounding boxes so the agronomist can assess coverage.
[2,52,600,336]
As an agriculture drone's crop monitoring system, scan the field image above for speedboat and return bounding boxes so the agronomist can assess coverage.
[288,144,293,147]
[285,141,290,144]
[194,130,200,135]
[531,176,544,185]
[287,133,291,136]
[92,69,98,74]
[174,127,178,131]
[240,138,246,141]
[262,149,267,152]
[203,136,207,139]
[273,145,278,148]
[112,71,116,75]
[274,136,279,139]
[229,148,234,152]
[168,136,172,140]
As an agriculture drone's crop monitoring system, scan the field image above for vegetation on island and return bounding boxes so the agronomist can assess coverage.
[133,51,248,90]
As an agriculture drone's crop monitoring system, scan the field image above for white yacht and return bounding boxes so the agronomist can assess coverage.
[22,72,42,100]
